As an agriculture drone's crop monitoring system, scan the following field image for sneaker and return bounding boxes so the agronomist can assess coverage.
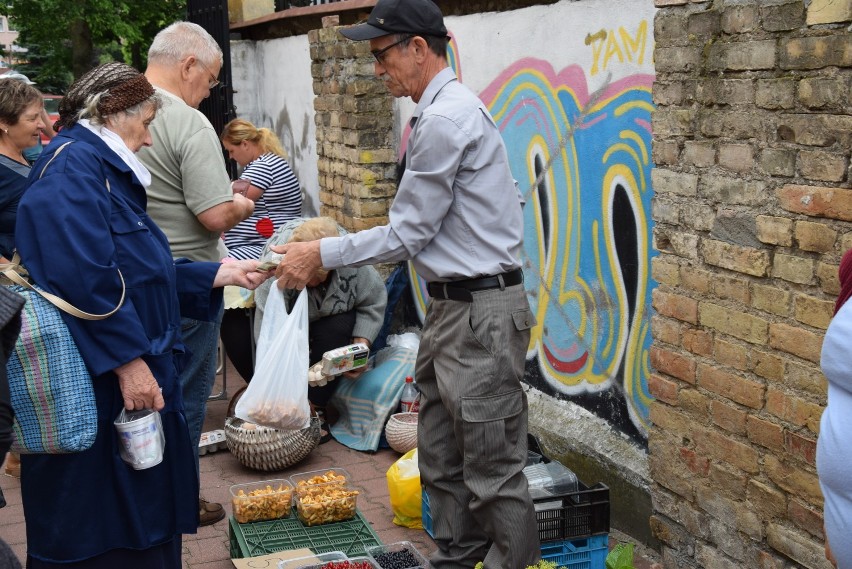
[199,498,225,527]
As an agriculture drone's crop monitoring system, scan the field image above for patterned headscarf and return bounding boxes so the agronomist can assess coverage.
[55,62,155,130]
[836,249,852,315]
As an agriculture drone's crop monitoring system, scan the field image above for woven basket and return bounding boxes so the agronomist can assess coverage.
[384,412,418,453]
[224,415,321,472]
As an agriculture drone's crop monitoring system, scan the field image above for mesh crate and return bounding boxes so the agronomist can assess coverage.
[422,483,609,543]
[535,482,610,542]
[229,510,382,559]
[540,535,608,569]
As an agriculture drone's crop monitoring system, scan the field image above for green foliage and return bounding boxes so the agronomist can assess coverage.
[14,40,72,94]
[475,561,562,569]
[7,0,186,83]
[605,543,635,569]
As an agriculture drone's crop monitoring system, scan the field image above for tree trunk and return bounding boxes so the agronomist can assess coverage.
[69,19,95,79]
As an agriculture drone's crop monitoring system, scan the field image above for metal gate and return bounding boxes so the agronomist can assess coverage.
[187,0,238,178]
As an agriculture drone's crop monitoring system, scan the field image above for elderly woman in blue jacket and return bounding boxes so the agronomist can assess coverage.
[14,63,269,569]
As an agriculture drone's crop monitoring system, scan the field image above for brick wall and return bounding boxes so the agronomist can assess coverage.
[650,0,850,567]
[308,16,397,234]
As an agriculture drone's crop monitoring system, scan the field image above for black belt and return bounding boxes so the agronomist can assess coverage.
[428,269,524,302]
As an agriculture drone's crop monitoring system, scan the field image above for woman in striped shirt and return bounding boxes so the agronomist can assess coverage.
[219,119,302,382]
[220,118,302,260]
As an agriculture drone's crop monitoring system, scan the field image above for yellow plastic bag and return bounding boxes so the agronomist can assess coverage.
[386,448,423,529]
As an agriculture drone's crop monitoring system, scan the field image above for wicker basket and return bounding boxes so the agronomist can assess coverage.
[384,412,418,454]
[224,415,321,472]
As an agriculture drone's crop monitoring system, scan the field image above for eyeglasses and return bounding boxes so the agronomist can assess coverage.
[371,35,413,65]
[197,59,220,89]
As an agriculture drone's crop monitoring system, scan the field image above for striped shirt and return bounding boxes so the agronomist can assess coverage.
[224,153,302,260]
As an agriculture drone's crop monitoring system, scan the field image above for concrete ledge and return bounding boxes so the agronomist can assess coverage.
[526,386,658,549]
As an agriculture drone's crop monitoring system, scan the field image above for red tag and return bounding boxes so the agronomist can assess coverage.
[255,217,274,238]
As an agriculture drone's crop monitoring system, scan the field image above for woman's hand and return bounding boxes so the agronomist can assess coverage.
[115,358,165,411]
[214,259,273,290]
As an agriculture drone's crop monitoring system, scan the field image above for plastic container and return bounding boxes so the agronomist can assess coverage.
[527,450,543,466]
[229,510,381,559]
[199,429,227,456]
[367,541,429,569]
[290,468,359,526]
[297,557,379,569]
[399,376,419,413]
[524,460,579,499]
[114,408,164,470]
[539,534,608,569]
[321,343,370,375]
[290,468,351,496]
[230,479,294,524]
[278,551,348,569]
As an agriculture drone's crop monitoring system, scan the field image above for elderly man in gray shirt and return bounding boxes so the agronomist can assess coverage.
[273,0,540,567]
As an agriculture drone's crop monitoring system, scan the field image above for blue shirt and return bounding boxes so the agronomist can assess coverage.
[320,67,524,283]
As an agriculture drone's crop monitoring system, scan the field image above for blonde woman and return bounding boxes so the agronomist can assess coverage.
[220,118,302,260]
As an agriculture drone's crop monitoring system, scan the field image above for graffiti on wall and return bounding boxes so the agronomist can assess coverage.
[409,23,656,442]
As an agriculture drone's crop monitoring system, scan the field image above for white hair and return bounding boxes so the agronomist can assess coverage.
[147,21,223,68]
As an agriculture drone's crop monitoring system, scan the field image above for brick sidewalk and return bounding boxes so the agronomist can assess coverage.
[0,363,660,568]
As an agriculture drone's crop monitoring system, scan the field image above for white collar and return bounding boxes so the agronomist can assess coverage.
[79,118,152,188]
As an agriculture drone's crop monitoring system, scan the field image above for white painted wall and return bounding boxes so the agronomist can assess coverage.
[231,36,321,216]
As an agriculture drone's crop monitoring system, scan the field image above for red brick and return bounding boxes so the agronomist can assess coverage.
[679,446,710,476]
[769,322,824,363]
[653,289,699,324]
[651,346,697,384]
[650,373,679,405]
[787,499,824,539]
[777,184,852,222]
[695,428,760,473]
[711,400,748,435]
[683,327,713,356]
[652,315,682,345]
[698,363,765,408]
[766,387,824,432]
[746,415,784,450]
[785,431,817,465]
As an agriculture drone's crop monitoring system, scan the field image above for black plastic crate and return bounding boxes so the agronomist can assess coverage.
[534,481,610,543]
[528,433,610,543]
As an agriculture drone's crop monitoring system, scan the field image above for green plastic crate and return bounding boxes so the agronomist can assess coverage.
[229,510,382,559]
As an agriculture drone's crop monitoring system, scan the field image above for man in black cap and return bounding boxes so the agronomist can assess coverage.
[273,1,540,567]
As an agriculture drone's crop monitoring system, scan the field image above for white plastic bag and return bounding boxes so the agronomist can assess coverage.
[235,287,311,430]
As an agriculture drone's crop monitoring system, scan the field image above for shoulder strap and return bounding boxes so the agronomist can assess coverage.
[37,140,74,180]
[2,253,125,320]
[6,141,124,320]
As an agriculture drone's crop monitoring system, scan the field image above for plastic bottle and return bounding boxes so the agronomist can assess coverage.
[400,376,420,413]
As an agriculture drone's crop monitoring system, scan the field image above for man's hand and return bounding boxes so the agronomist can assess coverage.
[232,192,255,219]
[214,259,273,290]
[115,358,165,411]
[271,241,323,290]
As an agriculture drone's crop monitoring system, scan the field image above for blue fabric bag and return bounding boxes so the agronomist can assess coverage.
[6,284,98,454]
[3,257,124,454]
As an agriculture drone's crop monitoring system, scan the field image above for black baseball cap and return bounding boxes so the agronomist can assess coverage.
[340,0,447,40]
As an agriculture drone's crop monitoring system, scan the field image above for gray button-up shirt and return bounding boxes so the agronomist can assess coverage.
[320,67,524,283]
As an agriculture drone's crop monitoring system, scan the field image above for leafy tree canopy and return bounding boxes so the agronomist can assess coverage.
[7,0,185,89]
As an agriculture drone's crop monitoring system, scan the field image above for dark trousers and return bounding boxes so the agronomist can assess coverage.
[308,311,356,409]
[222,308,356,410]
